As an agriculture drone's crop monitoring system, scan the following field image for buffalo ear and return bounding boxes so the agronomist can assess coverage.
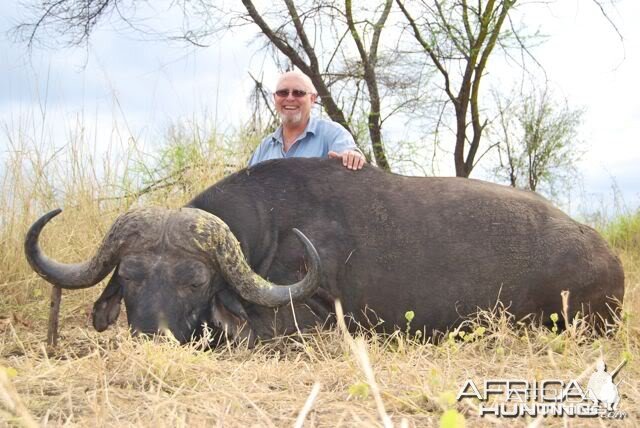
[92,272,123,332]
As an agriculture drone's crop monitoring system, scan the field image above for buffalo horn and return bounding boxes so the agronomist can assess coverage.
[191,210,322,307]
[24,209,122,289]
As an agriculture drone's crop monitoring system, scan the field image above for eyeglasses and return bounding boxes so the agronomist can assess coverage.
[274,89,311,98]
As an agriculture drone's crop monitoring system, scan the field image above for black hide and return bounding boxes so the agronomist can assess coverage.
[181,158,624,339]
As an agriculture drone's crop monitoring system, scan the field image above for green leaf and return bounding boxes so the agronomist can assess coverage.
[440,409,465,428]
[348,382,369,399]
[1,367,18,378]
[405,311,415,322]
[550,313,559,323]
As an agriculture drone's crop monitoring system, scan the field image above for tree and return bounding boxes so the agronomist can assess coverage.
[492,86,584,195]
[395,0,519,177]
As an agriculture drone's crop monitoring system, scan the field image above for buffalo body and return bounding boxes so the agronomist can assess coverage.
[26,158,624,342]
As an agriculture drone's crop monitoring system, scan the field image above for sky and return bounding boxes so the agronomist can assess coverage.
[1,0,638,218]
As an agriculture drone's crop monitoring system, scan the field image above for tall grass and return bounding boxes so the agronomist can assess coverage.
[0,114,257,310]
[602,211,640,254]
[601,211,640,328]
[0,115,638,426]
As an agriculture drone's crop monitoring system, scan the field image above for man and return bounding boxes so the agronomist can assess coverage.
[248,71,366,170]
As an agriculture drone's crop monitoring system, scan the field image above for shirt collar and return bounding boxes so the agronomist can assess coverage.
[306,116,318,135]
[271,116,318,145]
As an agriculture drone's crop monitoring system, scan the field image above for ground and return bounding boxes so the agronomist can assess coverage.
[1,248,638,427]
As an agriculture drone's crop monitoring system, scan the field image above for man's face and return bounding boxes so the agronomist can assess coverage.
[274,75,317,127]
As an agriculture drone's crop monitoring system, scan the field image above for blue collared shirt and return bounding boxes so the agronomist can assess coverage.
[248,116,358,166]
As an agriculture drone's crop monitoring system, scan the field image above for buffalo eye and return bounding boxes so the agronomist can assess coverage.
[190,279,208,289]
[117,270,136,282]
[117,268,143,283]
[117,258,146,284]
[175,260,211,291]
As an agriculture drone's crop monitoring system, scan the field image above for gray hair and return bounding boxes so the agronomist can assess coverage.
[276,71,317,94]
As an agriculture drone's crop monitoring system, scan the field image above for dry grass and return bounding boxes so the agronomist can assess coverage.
[1,125,639,427]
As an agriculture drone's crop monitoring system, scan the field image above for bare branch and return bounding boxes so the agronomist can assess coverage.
[590,0,623,42]
[283,0,321,70]
[395,0,455,102]
[14,0,118,49]
[241,0,312,74]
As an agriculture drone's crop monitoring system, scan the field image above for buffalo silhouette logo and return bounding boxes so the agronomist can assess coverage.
[586,359,626,411]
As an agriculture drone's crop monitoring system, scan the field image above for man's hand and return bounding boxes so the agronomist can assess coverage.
[328,150,366,170]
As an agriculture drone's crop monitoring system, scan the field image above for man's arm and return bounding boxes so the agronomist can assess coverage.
[327,124,366,171]
[248,150,259,167]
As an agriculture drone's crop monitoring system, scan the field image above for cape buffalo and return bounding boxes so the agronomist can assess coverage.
[25,158,624,344]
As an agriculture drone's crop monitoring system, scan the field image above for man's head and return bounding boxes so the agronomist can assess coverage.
[274,71,318,127]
